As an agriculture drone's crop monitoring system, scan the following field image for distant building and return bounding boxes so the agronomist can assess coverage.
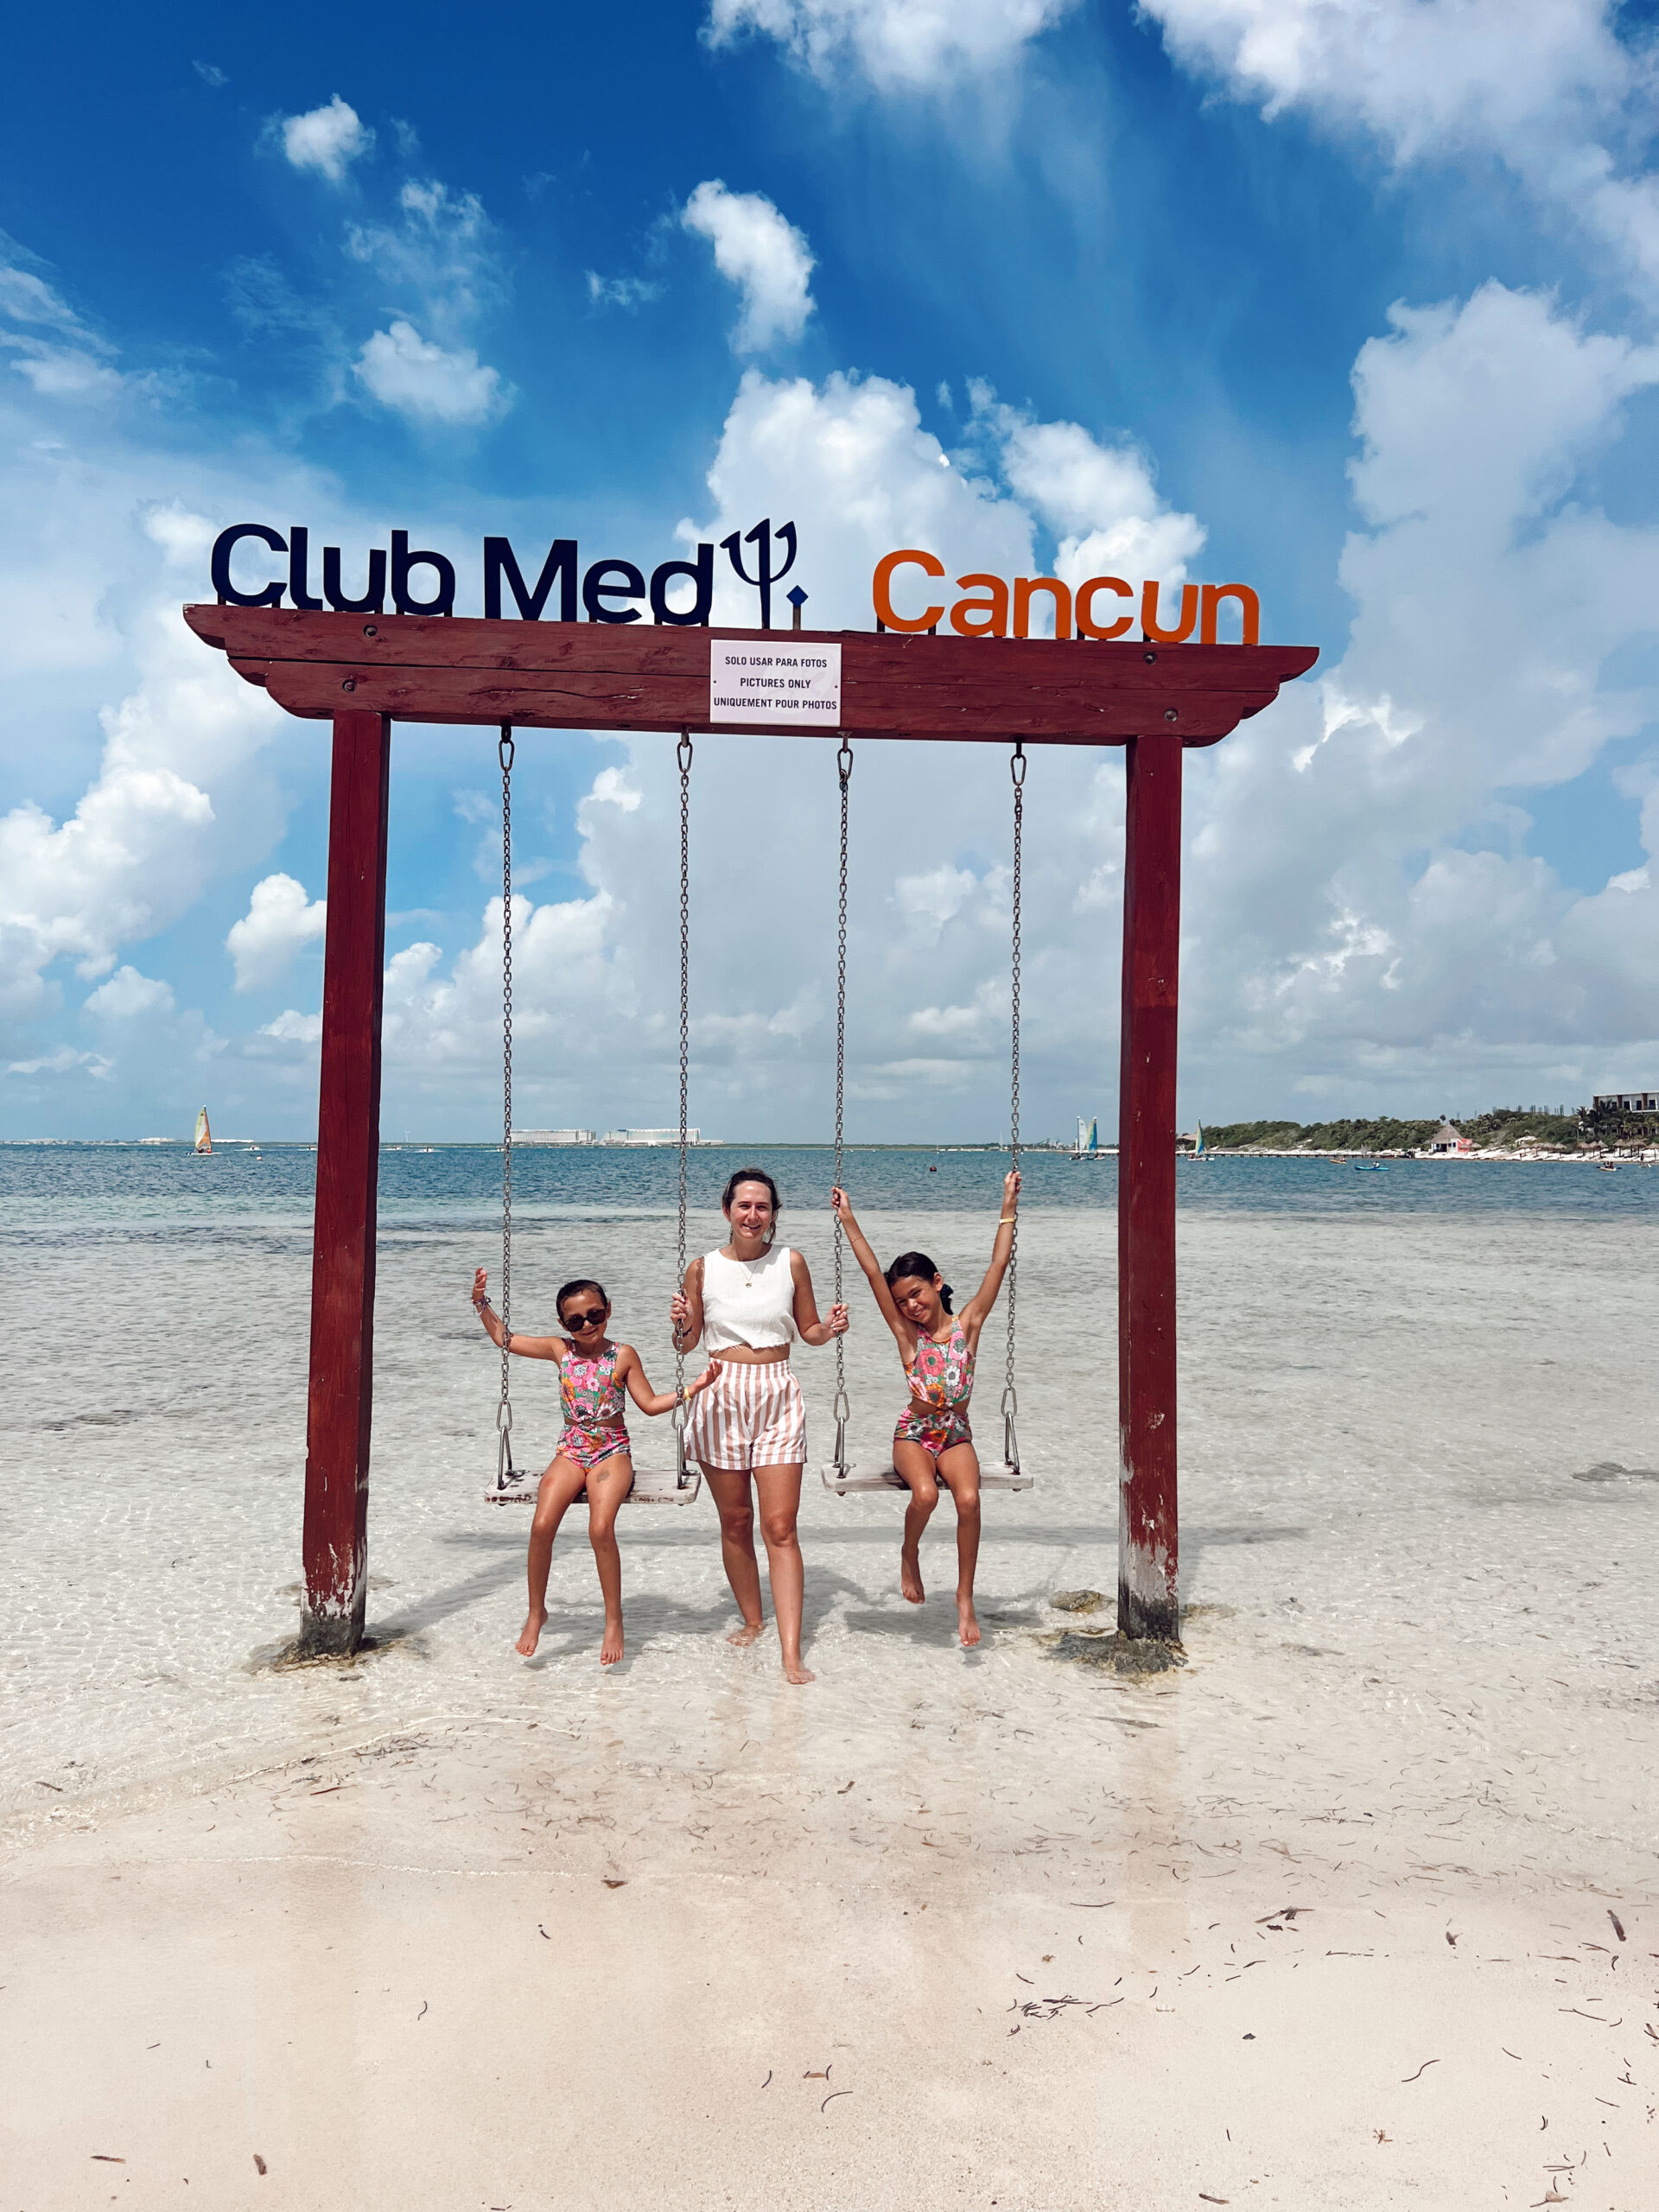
[1592,1090,1658,1117]
[512,1128,596,1146]
[1425,1121,1472,1154]
[601,1127,702,1147]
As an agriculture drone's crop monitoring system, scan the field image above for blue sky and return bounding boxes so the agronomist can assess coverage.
[3,1,1658,1139]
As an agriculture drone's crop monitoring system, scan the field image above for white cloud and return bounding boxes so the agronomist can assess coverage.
[586,271,661,311]
[0,242,123,401]
[346,179,500,331]
[1143,0,1627,160]
[705,0,1077,90]
[143,504,217,569]
[259,1008,322,1046]
[585,766,643,815]
[683,181,815,352]
[226,874,327,992]
[686,365,1034,626]
[987,404,1207,588]
[279,95,374,184]
[1142,1,1659,298]
[0,251,88,335]
[0,594,284,1021]
[1170,280,1659,1100]
[353,319,508,425]
[1,339,124,399]
[908,978,1002,1039]
[896,863,979,938]
[84,965,175,1020]
[5,1044,112,1079]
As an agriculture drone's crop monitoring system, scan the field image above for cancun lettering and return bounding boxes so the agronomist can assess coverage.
[871,548,1259,645]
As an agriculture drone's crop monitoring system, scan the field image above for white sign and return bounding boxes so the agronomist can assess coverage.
[709,640,842,727]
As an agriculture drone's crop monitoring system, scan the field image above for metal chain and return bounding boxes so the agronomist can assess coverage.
[674,733,692,1472]
[497,723,515,1484]
[832,737,853,1451]
[1002,741,1025,1464]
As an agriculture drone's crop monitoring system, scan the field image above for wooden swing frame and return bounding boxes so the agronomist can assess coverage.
[184,603,1317,1655]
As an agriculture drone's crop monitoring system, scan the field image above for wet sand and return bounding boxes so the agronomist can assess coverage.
[4,1199,1658,2205]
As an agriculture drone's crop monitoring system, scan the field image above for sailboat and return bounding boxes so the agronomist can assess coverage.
[194,1106,212,1154]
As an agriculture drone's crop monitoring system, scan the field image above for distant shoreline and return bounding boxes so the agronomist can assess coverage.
[3,1136,1653,1163]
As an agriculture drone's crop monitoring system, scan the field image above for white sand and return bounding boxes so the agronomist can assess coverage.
[4,1201,1658,2206]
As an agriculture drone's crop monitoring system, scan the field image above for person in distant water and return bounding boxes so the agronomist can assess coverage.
[830,1172,1020,1648]
[471,1270,721,1666]
[669,1168,849,1686]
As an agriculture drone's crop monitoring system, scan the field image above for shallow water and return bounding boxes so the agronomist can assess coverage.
[3,1144,1657,1892]
[5,1136,1656,1232]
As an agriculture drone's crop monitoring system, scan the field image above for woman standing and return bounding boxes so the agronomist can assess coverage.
[671,1167,848,1685]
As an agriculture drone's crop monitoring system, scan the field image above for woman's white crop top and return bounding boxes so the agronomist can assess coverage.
[700,1245,798,1351]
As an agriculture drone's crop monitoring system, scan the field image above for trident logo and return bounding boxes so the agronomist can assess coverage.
[721,518,798,630]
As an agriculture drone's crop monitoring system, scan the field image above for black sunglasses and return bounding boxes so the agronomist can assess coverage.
[563,1306,607,1329]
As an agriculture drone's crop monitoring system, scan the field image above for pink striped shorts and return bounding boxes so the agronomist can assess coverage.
[683,1359,807,1473]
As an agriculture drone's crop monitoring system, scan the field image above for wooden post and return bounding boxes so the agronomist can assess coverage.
[1117,734,1183,1643]
[299,709,391,1656]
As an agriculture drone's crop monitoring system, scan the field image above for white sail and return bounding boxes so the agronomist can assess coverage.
[194,1107,212,1154]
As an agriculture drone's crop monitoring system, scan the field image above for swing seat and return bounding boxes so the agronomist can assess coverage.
[484,1461,703,1507]
[820,1459,1033,1496]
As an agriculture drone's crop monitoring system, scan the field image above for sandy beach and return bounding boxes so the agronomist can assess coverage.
[4,1162,1658,2208]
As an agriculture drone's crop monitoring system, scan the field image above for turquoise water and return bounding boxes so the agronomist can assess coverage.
[2,1138,1654,1233]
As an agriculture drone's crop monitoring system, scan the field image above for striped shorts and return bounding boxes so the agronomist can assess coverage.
[683,1360,806,1473]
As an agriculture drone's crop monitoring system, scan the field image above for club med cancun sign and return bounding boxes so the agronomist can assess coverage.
[209,518,1257,646]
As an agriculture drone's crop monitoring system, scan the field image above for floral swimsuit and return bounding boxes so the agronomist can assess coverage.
[558,1340,631,1475]
[894,1318,975,1457]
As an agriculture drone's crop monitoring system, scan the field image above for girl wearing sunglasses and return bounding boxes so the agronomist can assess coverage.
[471,1269,721,1666]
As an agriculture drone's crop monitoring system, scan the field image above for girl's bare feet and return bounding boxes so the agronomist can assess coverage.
[516,1605,548,1656]
[600,1616,624,1666]
[727,1618,765,1648]
[957,1594,981,1648]
[783,1657,817,1685]
[900,1548,925,1605]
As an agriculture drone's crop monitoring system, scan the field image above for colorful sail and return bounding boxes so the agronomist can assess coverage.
[194,1107,212,1154]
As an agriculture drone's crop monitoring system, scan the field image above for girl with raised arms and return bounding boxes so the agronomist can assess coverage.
[470,1270,721,1666]
[670,1168,849,1686]
[830,1172,1020,1648]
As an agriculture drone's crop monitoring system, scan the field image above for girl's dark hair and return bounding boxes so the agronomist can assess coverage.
[721,1166,782,1242]
[885,1251,953,1314]
[556,1278,609,1320]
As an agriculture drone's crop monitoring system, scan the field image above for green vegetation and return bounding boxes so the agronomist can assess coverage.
[1581,1099,1657,1147]
[1460,1107,1583,1148]
[1203,1107,1587,1153]
[1198,1119,1306,1150]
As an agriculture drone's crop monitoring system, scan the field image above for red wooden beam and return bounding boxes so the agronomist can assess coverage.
[183,606,1316,746]
[1117,735,1183,1643]
[299,709,391,1656]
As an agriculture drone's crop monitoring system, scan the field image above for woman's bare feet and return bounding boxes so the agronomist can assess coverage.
[516,1605,549,1656]
[957,1594,981,1648]
[900,1548,925,1605]
[600,1616,624,1666]
[727,1618,766,1648]
[783,1656,817,1685]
